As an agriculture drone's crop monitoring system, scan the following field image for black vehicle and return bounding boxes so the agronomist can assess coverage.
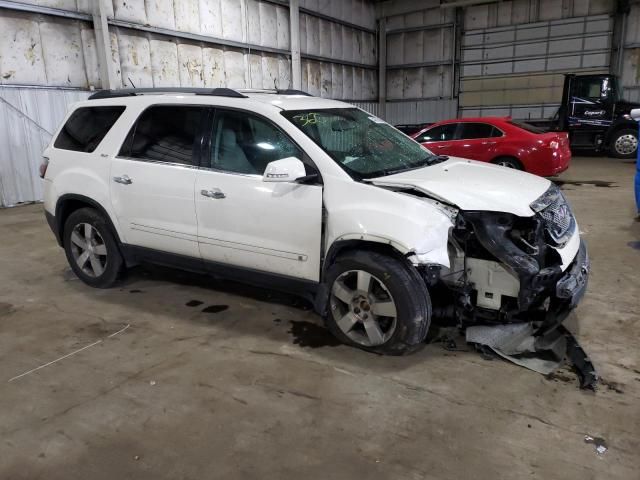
[536,74,639,159]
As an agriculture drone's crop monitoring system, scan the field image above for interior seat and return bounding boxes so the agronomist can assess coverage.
[216,128,255,174]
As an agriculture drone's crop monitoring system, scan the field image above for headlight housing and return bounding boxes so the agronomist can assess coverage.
[530,184,575,247]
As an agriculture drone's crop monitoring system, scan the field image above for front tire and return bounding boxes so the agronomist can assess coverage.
[609,129,638,159]
[324,250,431,355]
[63,207,123,288]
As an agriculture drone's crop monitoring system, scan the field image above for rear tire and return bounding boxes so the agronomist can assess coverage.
[609,129,638,159]
[63,207,123,288]
[323,250,431,355]
[491,156,523,170]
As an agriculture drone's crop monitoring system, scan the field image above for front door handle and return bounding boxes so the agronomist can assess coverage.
[200,188,225,199]
[113,175,132,185]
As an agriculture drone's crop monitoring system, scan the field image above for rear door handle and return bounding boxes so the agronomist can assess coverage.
[436,145,449,149]
[113,175,132,185]
[201,188,225,199]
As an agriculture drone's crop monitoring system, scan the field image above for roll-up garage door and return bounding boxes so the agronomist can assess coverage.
[459,14,613,120]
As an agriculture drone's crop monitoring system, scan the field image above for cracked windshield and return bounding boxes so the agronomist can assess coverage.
[283,108,443,179]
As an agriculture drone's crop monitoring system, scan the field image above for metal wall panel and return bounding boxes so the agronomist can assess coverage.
[384,99,458,126]
[0,87,89,207]
[0,10,98,87]
[350,101,379,116]
[621,1,640,103]
[381,1,456,124]
[297,0,377,100]
[14,0,94,13]
[299,0,376,30]
[464,0,614,30]
[385,6,455,102]
[0,0,378,205]
[460,14,614,119]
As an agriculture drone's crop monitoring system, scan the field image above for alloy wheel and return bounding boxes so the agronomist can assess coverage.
[70,223,108,277]
[614,134,638,156]
[497,160,516,168]
[329,270,397,347]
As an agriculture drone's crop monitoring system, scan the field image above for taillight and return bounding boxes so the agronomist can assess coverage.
[39,157,49,179]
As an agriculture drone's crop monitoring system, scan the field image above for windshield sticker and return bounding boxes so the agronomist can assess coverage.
[293,112,320,126]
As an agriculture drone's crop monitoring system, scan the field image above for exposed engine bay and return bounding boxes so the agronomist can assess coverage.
[408,184,594,387]
[415,184,589,329]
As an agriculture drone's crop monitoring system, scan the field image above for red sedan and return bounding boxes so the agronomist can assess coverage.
[410,117,571,176]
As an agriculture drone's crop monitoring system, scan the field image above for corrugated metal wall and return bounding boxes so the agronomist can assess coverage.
[459,0,616,119]
[298,0,377,100]
[0,0,377,206]
[379,0,457,124]
[0,0,377,100]
[0,87,90,207]
[377,0,637,124]
[621,0,640,103]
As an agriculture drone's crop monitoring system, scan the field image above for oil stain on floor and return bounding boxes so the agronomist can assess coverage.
[288,320,341,348]
[202,305,229,314]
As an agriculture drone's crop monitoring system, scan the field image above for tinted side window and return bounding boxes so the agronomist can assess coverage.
[209,110,302,175]
[119,106,206,166]
[573,78,603,100]
[417,124,457,142]
[459,122,500,139]
[54,106,125,152]
[509,120,545,134]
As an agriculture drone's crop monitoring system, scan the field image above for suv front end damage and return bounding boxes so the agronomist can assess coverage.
[430,184,589,328]
[419,184,593,386]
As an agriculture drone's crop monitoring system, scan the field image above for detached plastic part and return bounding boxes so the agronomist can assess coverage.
[561,325,598,390]
[466,322,598,390]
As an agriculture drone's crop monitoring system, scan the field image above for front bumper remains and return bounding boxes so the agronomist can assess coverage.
[545,239,589,326]
[463,241,595,389]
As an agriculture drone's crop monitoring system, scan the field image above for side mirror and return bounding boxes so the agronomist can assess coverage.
[262,157,307,183]
[631,109,640,121]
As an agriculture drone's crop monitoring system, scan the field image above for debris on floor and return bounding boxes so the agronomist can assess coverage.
[465,322,598,389]
[584,435,608,455]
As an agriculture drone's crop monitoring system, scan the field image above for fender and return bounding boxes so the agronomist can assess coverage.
[323,180,455,271]
[54,194,124,249]
[604,119,639,145]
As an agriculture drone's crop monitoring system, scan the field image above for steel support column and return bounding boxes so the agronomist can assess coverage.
[289,0,302,90]
[378,17,387,119]
[92,0,118,89]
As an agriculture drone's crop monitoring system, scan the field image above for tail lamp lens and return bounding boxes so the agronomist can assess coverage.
[39,157,49,179]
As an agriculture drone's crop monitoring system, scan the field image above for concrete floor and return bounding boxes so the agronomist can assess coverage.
[1,156,639,479]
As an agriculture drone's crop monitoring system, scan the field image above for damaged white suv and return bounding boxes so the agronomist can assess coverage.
[42,88,589,355]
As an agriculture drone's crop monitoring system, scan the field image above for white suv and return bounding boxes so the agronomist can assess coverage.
[42,88,589,355]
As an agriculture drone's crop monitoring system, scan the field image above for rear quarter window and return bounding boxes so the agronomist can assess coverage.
[54,106,125,152]
[508,120,546,134]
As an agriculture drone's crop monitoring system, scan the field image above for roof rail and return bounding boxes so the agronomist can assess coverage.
[88,87,248,100]
[236,88,313,97]
[276,89,313,96]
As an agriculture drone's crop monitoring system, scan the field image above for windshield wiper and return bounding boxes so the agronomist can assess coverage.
[432,155,449,164]
[383,156,443,176]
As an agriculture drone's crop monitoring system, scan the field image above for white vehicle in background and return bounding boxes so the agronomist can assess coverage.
[41,88,589,355]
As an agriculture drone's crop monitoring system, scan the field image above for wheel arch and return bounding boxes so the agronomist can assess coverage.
[604,121,638,146]
[55,194,123,249]
[490,155,524,170]
[314,238,422,316]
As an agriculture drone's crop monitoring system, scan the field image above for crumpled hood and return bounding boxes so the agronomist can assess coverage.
[369,157,551,217]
